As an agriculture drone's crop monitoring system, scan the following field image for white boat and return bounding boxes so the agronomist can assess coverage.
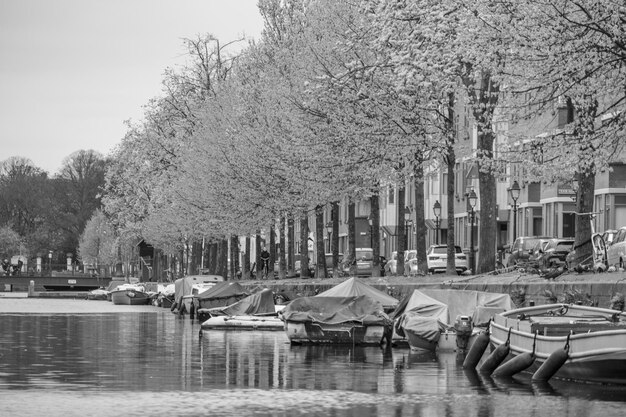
[110,284,150,305]
[200,288,283,330]
[488,303,626,384]
[201,315,284,330]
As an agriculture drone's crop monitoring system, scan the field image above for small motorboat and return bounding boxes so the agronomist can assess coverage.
[110,284,150,306]
[485,303,626,384]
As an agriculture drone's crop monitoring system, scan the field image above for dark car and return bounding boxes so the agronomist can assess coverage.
[540,238,575,269]
[506,236,553,267]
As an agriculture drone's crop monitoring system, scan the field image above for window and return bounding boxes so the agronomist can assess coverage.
[388,186,395,204]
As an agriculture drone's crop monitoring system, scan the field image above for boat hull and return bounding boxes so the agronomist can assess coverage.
[405,330,478,352]
[201,315,284,331]
[284,321,386,345]
[489,304,626,384]
[110,289,150,306]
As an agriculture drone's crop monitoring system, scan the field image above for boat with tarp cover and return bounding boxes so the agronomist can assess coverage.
[281,295,392,345]
[489,303,626,384]
[200,288,284,330]
[393,289,513,352]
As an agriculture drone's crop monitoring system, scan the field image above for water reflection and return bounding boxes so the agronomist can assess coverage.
[1,312,625,417]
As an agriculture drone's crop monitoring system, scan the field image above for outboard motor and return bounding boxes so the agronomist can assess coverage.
[454,315,474,351]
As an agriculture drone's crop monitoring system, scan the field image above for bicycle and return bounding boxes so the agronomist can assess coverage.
[261,258,270,280]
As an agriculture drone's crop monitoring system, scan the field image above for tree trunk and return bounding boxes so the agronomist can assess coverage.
[331,201,340,278]
[572,171,595,268]
[255,231,262,279]
[269,223,276,279]
[315,205,326,278]
[243,236,251,280]
[445,92,458,275]
[370,193,381,277]
[278,216,286,279]
[414,165,428,275]
[477,133,498,274]
[287,217,295,276]
[461,68,499,275]
[230,234,239,280]
[300,212,311,278]
[348,201,357,276]
[397,185,406,276]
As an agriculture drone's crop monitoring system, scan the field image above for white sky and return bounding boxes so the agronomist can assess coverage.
[0,0,264,175]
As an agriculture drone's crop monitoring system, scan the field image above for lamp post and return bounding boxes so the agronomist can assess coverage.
[325,222,333,254]
[404,206,413,250]
[48,250,53,276]
[467,189,477,274]
[433,200,441,245]
[508,180,521,244]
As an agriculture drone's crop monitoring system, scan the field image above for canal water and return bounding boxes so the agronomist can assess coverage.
[1,305,626,417]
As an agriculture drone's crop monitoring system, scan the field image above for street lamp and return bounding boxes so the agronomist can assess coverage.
[325,221,333,254]
[405,206,413,250]
[467,189,477,274]
[508,180,521,244]
[48,250,53,276]
[433,200,441,245]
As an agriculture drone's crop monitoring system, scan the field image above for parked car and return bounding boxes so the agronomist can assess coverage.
[506,236,553,267]
[607,227,626,269]
[426,245,468,275]
[342,248,374,276]
[294,254,314,277]
[602,229,619,247]
[539,238,575,269]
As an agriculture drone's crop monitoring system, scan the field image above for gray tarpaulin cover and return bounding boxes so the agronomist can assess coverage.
[206,288,276,316]
[174,275,224,301]
[316,277,399,310]
[394,289,513,342]
[281,295,389,326]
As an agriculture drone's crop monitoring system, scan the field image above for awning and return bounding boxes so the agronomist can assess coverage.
[425,219,448,230]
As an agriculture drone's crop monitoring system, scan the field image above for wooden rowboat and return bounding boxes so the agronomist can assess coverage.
[488,303,626,384]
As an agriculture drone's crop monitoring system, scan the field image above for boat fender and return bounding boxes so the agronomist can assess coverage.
[532,333,570,382]
[479,328,511,374]
[170,300,178,312]
[492,332,537,377]
[462,327,490,369]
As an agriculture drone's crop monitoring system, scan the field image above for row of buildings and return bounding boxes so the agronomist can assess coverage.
[302,99,626,266]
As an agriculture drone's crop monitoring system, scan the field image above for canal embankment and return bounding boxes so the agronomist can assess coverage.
[237,270,626,309]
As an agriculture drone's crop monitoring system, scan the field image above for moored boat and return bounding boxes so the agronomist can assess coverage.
[488,303,626,384]
[200,288,284,330]
[110,284,150,305]
[394,289,513,352]
[280,295,392,345]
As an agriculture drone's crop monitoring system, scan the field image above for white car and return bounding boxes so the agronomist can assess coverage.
[427,245,468,275]
[607,227,626,269]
